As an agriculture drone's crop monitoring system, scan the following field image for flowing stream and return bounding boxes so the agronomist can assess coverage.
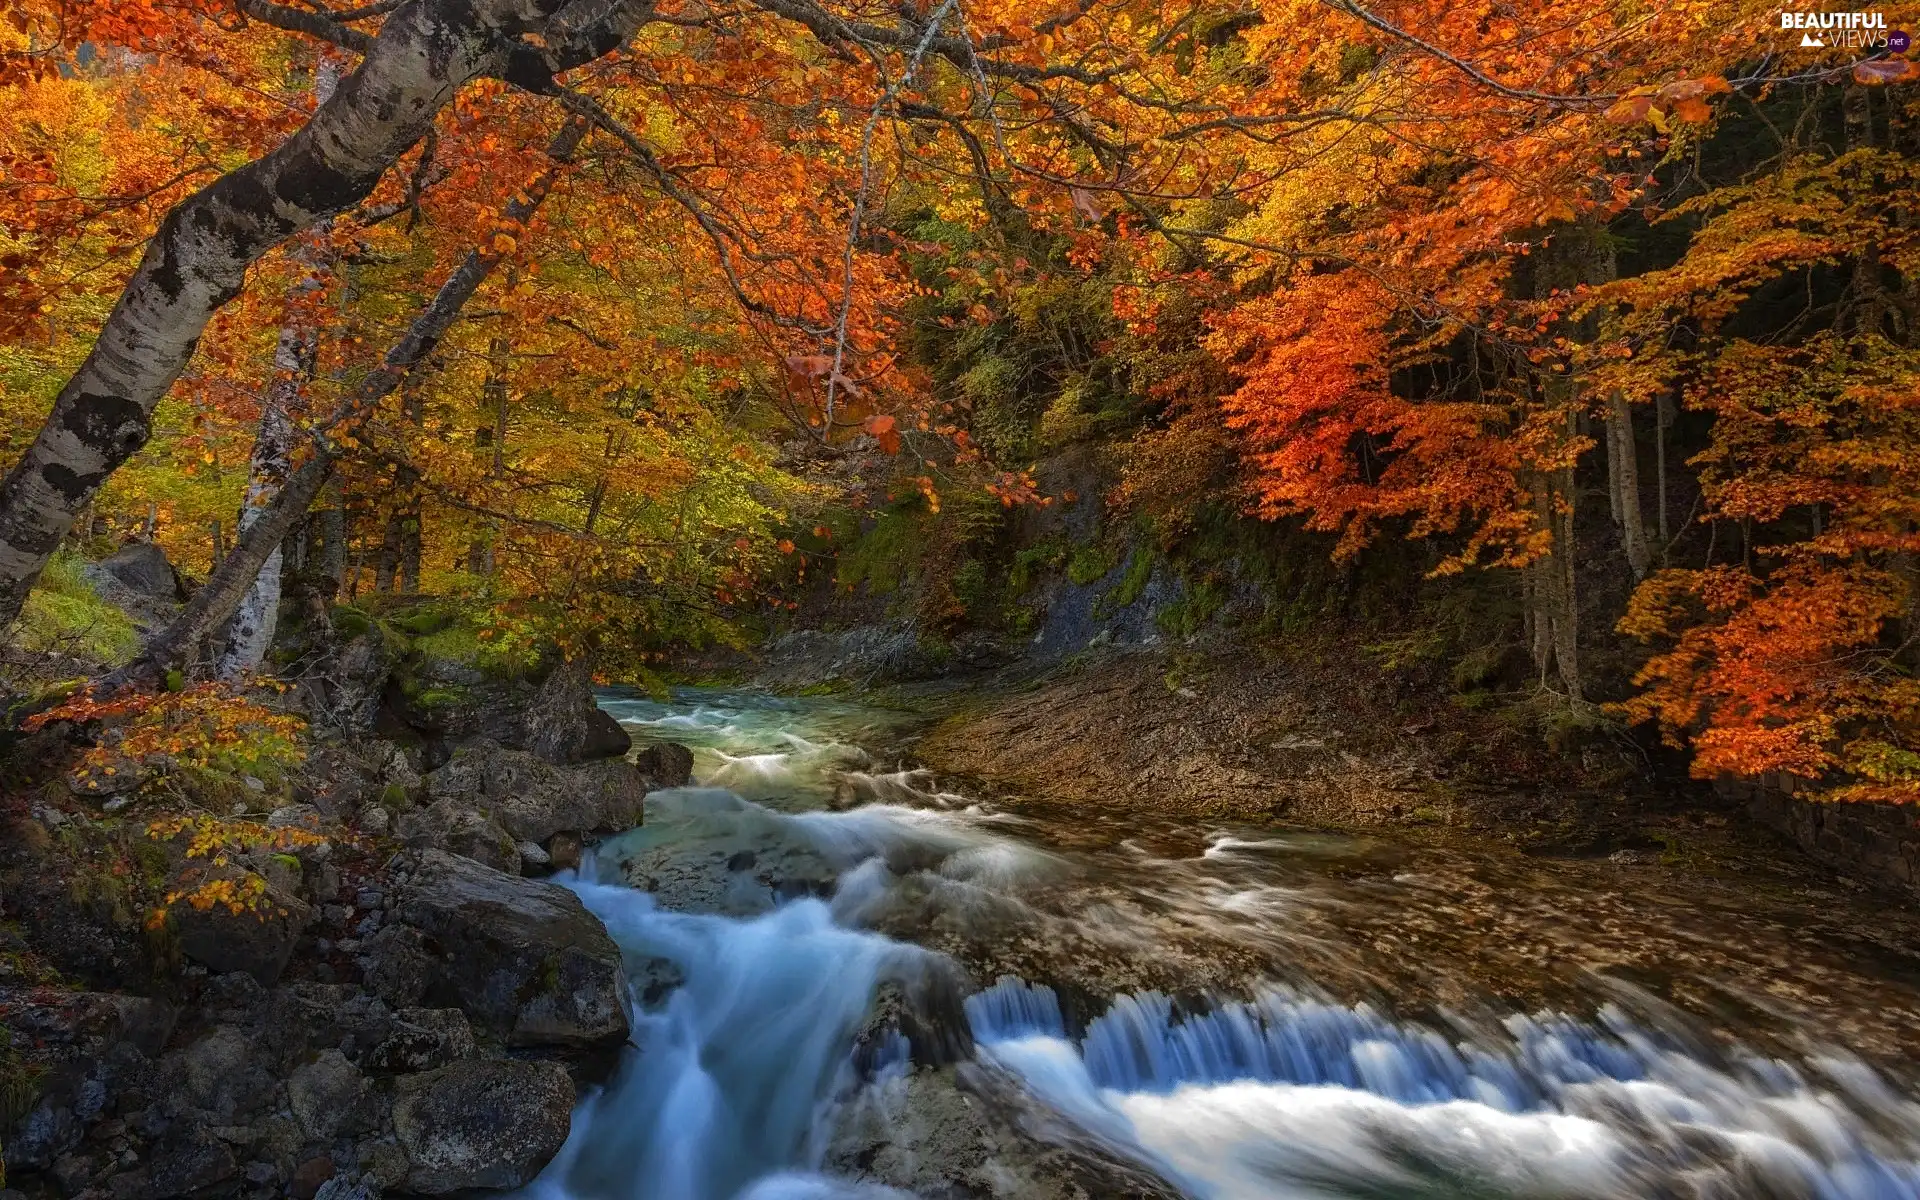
[521,686,1920,1200]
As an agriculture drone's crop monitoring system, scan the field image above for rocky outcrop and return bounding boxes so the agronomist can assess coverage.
[81,542,186,634]
[632,740,694,790]
[170,872,313,986]
[0,988,176,1173]
[393,740,655,875]
[421,741,648,843]
[392,849,630,1050]
[825,1063,1184,1200]
[391,1060,574,1194]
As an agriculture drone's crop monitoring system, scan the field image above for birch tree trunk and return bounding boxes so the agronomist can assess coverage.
[216,57,343,680]
[109,120,588,686]
[0,0,651,630]
[1606,392,1652,581]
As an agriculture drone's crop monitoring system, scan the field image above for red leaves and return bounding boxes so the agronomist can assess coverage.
[864,413,900,454]
[1855,58,1920,85]
[1605,76,1731,126]
[786,353,864,399]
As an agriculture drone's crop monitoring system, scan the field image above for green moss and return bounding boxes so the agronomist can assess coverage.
[835,505,928,597]
[15,552,139,665]
[1008,536,1069,597]
[1067,542,1119,586]
[1155,576,1225,639]
[411,623,539,678]
[391,609,454,637]
[412,686,471,710]
[951,560,991,617]
[380,783,410,808]
[331,605,374,639]
[1109,547,1154,610]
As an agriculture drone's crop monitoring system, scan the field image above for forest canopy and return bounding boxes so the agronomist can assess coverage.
[0,0,1916,802]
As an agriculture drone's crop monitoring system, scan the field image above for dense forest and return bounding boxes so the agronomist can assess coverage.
[4,4,1920,1199]
[6,0,1916,806]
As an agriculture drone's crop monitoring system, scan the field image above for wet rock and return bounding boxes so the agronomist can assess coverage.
[288,1050,377,1141]
[580,707,633,762]
[393,849,629,1049]
[633,741,695,789]
[169,870,312,985]
[826,1065,1182,1200]
[854,976,975,1075]
[390,1059,573,1193]
[547,832,583,873]
[624,836,838,916]
[523,654,629,764]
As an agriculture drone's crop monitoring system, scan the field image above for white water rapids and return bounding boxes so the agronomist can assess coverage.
[515,687,1920,1200]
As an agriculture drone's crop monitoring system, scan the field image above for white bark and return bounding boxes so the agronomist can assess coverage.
[113,120,588,686]
[217,59,343,680]
[0,0,653,629]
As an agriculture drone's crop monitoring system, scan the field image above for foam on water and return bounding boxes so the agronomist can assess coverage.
[966,976,1920,1198]
[529,686,1920,1200]
[525,865,937,1200]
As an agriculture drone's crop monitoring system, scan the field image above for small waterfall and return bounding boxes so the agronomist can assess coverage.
[522,857,935,1200]
[968,975,1920,1199]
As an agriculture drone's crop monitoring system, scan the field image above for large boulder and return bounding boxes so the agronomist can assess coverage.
[89,541,182,599]
[420,741,647,845]
[392,849,629,1049]
[394,801,523,874]
[167,868,312,985]
[300,737,422,820]
[633,741,695,789]
[522,653,631,765]
[288,1049,379,1142]
[390,1059,574,1194]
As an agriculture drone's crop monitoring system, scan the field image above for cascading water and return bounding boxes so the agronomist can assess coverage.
[522,687,1920,1200]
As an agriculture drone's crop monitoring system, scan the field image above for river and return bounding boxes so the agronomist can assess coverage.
[518,686,1920,1200]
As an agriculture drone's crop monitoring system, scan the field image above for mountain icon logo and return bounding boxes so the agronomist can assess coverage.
[1800,30,1827,45]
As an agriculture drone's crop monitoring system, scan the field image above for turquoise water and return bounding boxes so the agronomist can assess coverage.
[521,686,1920,1200]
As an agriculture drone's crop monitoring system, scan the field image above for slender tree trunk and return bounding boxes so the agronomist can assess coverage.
[378,375,428,594]
[217,57,342,679]
[0,0,651,629]
[466,334,511,581]
[108,120,588,686]
[1606,392,1651,580]
[1655,390,1671,553]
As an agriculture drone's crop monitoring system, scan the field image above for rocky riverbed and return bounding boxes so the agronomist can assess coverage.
[11,640,1920,1200]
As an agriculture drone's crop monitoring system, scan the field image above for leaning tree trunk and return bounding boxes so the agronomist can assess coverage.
[216,57,343,680]
[105,121,587,687]
[0,0,651,630]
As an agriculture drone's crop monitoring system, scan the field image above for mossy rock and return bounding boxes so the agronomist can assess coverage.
[392,609,455,638]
